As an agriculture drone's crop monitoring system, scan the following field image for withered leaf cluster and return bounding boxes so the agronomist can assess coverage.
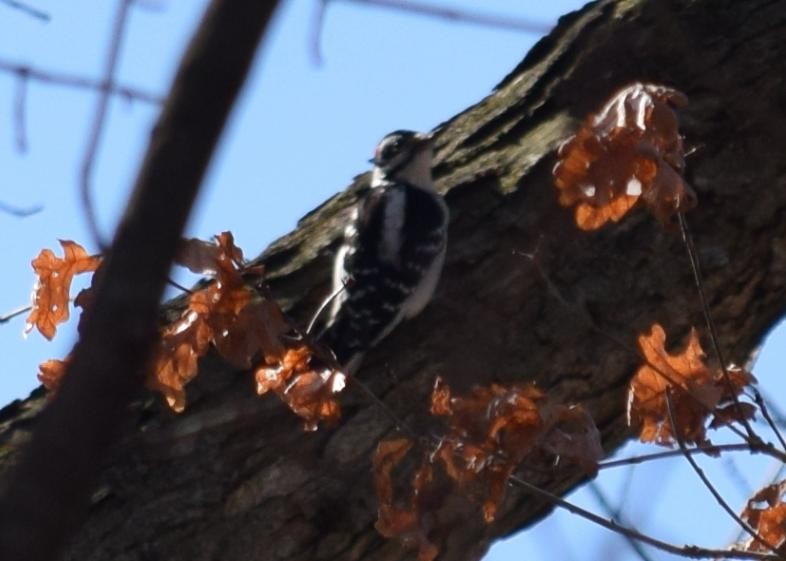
[28,234,344,430]
[373,377,602,560]
[255,344,345,432]
[738,480,786,553]
[26,240,102,341]
[626,323,756,446]
[553,82,697,229]
[373,438,439,561]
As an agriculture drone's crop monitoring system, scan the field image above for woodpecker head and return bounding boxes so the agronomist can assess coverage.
[371,130,435,187]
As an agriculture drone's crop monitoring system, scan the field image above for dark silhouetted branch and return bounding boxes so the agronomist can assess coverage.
[0,1,281,560]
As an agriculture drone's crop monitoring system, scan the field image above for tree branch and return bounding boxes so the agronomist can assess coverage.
[0,59,162,104]
[0,1,280,560]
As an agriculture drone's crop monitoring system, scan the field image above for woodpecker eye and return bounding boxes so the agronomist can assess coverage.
[373,130,422,169]
[380,141,401,161]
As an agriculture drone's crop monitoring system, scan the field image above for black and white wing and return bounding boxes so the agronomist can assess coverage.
[319,181,448,372]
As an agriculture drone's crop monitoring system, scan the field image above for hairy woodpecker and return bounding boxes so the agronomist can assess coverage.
[319,130,449,373]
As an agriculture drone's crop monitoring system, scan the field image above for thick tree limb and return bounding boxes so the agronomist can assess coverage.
[0,1,280,560]
[3,1,786,560]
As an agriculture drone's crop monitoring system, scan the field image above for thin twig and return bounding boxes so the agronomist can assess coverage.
[677,212,758,441]
[753,387,786,428]
[313,0,551,64]
[0,201,43,217]
[516,245,648,354]
[752,388,786,452]
[665,390,776,552]
[508,474,776,560]
[0,0,49,21]
[0,304,32,324]
[339,0,551,34]
[80,0,133,251]
[0,59,162,104]
[130,0,166,12]
[348,376,420,441]
[310,0,329,65]
[306,280,347,334]
[599,443,786,470]
[586,481,656,561]
[13,69,28,152]
[166,278,194,295]
[298,318,419,439]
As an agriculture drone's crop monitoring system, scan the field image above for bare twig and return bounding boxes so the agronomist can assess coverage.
[296,310,420,439]
[130,0,166,12]
[0,0,49,21]
[599,443,786,470]
[310,0,329,65]
[516,245,642,354]
[306,278,348,334]
[586,481,656,561]
[311,0,551,65]
[338,0,551,34]
[13,68,28,152]
[0,201,43,217]
[508,474,776,560]
[348,376,420,441]
[166,278,194,295]
[0,304,32,324]
[0,59,162,104]
[753,388,786,427]
[80,0,133,251]
[665,391,776,552]
[677,212,758,441]
[752,388,786,452]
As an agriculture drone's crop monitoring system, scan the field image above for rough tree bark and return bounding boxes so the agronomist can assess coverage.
[2,0,786,560]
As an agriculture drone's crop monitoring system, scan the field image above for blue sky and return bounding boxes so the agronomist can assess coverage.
[1,1,785,560]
